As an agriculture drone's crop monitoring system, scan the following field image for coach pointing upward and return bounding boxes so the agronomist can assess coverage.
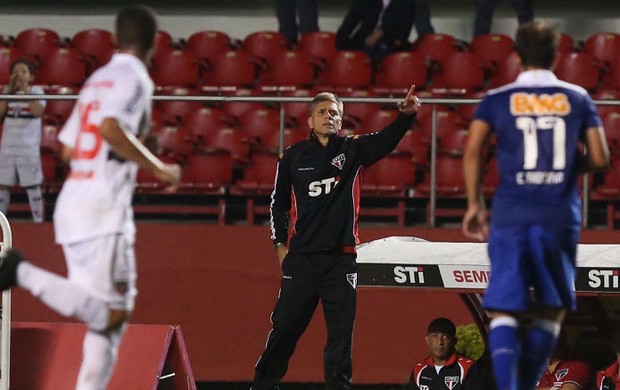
[252,86,421,389]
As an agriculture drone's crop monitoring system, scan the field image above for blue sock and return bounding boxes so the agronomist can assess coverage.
[489,316,520,390]
[519,318,561,390]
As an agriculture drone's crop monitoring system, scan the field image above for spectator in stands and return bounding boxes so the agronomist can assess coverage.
[252,86,421,390]
[536,336,592,390]
[408,317,475,390]
[0,5,181,390]
[473,0,534,36]
[595,329,620,390]
[462,20,609,390]
[0,58,46,222]
[336,0,434,62]
[275,0,319,46]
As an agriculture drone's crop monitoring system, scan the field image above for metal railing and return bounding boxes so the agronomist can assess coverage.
[2,93,620,228]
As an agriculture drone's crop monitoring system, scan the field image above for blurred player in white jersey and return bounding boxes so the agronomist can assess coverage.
[0,5,180,390]
[0,58,46,222]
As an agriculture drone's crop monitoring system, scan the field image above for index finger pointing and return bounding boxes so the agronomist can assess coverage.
[405,84,416,100]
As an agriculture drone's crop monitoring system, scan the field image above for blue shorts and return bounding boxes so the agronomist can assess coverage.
[483,224,580,313]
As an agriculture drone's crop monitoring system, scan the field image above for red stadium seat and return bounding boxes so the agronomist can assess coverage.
[339,89,382,130]
[605,61,620,90]
[488,53,520,89]
[42,86,76,125]
[37,47,87,87]
[203,126,251,163]
[0,47,24,84]
[365,154,416,195]
[260,127,309,154]
[201,50,256,90]
[154,87,203,125]
[234,152,278,195]
[152,30,174,63]
[456,91,486,124]
[242,31,288,66]
[471,34,514,64]
[281,88,314,127]
[558,33,575,54]
[232,152,279,223]
[554,52,602,92]
[186,30,233,64]
[374,52,428,94]
[360,154,415,225]
[432,155,466,195]
[40,123,62,155]
[360,109,399,133]
[583,32,620,66]
[592,90,620,119]
[183,106,232,143]
[152,125,195,158]
[237,107,282,144]
[433,52,486,94]
[317,50,372,90]
[219,87,267,119]
[393,129,428,166]
[150,49,200,89]
[15,28,61,58]
[182,153,234,191]
[299,31,338,63]
[71,29,114,70]
[438,128,468,156]
[416,109,466,142]
[603,112,620,158]
[412,33,458,65]
[258,50,315,90]
[593,158,620,228]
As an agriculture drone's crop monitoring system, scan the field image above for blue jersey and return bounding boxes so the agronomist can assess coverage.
[474,70,602,227]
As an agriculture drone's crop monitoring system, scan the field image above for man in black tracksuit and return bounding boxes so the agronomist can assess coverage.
[252,86,421,390]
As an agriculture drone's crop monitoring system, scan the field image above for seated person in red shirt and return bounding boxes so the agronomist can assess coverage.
[536,337,591,390]
[408,317,475,390]
[596,329,620,390]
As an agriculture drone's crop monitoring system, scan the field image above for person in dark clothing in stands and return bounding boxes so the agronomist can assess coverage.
[336,0,433,62]
[473,0,534,36]
[251,85,421,390]
[275,0,319,46]
[408,317,475,390]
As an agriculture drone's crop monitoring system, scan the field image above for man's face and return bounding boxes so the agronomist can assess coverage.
[425,332,456,361]
[307,100,342,137]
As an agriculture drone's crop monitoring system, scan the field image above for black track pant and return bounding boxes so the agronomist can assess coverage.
[252,252,357,390]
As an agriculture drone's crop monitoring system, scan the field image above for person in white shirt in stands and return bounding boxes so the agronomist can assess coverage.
[0,58,46,222]
[0,5,180,390]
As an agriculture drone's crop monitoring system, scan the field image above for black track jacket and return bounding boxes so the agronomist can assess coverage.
[270,112,415,253]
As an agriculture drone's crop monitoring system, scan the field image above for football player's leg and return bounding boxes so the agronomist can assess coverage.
[519,225,577,390]
[484,226,530,390]
[75,233,135,390]
[17,260,110,330]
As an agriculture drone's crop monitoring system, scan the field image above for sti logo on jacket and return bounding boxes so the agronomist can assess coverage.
[308,176,340,197]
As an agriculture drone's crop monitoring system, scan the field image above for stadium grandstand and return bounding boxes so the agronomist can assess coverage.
[0,0,619,389]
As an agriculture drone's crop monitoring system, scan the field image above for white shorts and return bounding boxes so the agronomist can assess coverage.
[62,233,137,311]
[0,153,43,187]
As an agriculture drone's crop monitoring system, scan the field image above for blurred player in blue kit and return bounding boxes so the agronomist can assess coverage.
[462,21,609,390]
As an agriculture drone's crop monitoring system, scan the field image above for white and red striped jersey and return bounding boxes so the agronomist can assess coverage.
[54,53,153,245]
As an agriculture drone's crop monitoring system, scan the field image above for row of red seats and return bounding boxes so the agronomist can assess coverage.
[2,29,620,94]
